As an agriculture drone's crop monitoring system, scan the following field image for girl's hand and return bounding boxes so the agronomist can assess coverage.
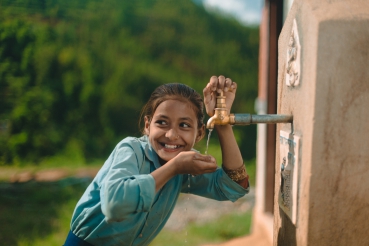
[203,75,237,117]
[172,151,217,176]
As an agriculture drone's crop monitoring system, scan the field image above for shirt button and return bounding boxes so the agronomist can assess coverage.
[139,234,143,238]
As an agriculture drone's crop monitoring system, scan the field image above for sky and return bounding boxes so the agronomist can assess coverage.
[201,0,264,26]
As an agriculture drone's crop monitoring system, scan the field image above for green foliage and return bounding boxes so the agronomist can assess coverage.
[0,0,259,165]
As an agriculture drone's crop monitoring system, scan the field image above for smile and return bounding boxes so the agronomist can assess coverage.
[164,144,181,149]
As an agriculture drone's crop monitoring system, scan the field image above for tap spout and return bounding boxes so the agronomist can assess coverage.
[206,108,230,129]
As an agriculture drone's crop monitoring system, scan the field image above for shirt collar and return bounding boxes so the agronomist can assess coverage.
[139,135,162,169]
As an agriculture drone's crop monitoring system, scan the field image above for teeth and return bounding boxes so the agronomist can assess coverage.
[165,144,179,149]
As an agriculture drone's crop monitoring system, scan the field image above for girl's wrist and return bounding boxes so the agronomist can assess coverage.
[214,124,233,135]
[164,159,181,176]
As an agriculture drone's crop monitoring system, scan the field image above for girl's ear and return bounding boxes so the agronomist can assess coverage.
[195,124,205,143]
[144,116,150,135]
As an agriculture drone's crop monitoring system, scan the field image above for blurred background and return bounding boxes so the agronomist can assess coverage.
[0,0,262,245]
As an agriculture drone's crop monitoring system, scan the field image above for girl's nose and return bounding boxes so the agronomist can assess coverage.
[165,129,179,140]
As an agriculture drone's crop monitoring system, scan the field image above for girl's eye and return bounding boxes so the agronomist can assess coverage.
[155,120,167,126]
[180,123,191,128]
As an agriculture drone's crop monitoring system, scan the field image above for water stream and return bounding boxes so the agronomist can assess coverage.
[205,129,213,155]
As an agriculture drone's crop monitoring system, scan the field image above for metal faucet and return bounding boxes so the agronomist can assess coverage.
[206,91,293,129]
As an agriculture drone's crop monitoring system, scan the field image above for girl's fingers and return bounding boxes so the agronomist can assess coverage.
[193,153,215,163]
[211,75,235,93]
[207,75,236,93]
[231,81,237,91]
[209,76,218,91]
[194,163,217,174]
[204,76,237,117]
[224,77,232,92]
[217,75,225,93]
[203,83,212,99]
[204,83,216,100]
[194,154,216,165]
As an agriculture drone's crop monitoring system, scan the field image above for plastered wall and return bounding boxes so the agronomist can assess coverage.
[274,0,369,245]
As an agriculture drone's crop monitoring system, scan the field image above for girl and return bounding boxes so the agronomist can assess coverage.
[64,76,249,246]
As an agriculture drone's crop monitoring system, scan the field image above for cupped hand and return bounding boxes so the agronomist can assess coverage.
[203,75,237,117]
[172,151,217,176]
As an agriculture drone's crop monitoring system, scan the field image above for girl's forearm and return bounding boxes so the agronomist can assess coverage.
[151,161,177,192]
[215,124,249,188]
[215,124,243,169]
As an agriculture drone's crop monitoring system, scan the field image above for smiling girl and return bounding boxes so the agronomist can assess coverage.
[64,76,250,246]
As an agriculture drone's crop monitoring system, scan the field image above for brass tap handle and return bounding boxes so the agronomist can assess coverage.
[216,91,227,109]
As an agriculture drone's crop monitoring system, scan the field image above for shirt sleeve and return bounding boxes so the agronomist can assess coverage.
[182,167,249,202]
[100,141,156,222]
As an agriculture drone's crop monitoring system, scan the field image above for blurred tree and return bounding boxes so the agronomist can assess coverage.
[0,0,259,165]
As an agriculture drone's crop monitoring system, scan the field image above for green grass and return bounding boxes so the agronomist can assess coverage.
[0,178,90,246]
[151,212,252,246]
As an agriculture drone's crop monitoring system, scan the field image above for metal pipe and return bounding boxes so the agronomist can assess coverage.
[230,114,293,125]
[205,92,293,129]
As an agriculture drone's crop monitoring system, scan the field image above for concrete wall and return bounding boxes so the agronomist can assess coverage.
[274,0,369,245]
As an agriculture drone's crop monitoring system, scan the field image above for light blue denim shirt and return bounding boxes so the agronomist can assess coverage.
[70,135,249,246]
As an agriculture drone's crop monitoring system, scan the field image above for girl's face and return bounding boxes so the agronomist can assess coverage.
[144,99,204,164]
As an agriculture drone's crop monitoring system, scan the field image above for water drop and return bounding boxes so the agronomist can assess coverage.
[184,173,192,243]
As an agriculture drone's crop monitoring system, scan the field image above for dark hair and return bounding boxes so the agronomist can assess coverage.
[139,83,204,134]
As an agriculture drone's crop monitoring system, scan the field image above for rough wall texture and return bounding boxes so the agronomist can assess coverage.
[274,0,369,245]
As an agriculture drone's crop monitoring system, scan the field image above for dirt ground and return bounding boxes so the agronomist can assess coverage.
[2,167,100,183]
[168,191,271,246]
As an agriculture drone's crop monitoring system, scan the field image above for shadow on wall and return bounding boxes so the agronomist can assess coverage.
[277,208,297,246]
[0,178,91,246]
